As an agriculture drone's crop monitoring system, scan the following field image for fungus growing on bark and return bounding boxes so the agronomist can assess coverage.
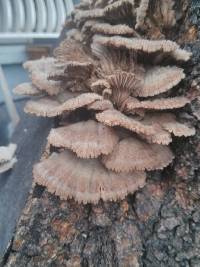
[14,0,195,203]
[0,144,17,173]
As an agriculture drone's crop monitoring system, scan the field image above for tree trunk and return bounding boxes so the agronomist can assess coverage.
[2,1,200,266]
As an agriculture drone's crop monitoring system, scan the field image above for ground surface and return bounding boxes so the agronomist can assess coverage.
[2,1,200,266]
[0,101,53,261]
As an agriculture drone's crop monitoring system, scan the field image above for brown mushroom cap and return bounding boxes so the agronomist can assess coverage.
[135,66,185,97]
[96,109,172,145]
[87,99,114,111]
[74,8,104,22]
[48,120,119,158]
[143,113,196,137]
[94,35,178,52]
[126,96,190,111]
[103,0,135,18]
[92,23,134,36]
[96,109,157,135]
[25,93,102,117]
[93,35,191,60]
[13,83,42,96]
[24,57,64,96]
[54,39,93,65]
[102,137,174,172]
[33,150,146,203]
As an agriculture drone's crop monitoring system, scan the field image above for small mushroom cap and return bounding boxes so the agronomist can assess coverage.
[87,99,114,111]
[49,62,93,81]
[96,109,172,145]
[102,137,174,172]
[33,150,146,204]
[92,23,134,35]
[24,57,63,96]
[126,96,190,111]
[143,113,196,137]
[96,109,155,136]
[135,66,185,97]
[54,39,93,65]
[13,83,42,96]
[0,144,17,163]
[74,8,104,22]
[104,0,135,18]
[48,120,119,158]
[94,35,178,53]
[23,57,55,72]
[25,93,102,117]
[24,97,61,117]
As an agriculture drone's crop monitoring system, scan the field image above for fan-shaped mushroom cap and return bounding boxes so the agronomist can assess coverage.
[135,66,185,97]
[74,8,104,22]
[54,39,93,65]
[23,57,55,73]
[144,113,196,137]
[24,57,63,96]
[96,109,172,145]
[126,96,190,111]
[93,36,190,60]
[25,93,102,117]
[87,99,114,110]
[13,83,42,96]
[102,137,174,172]
[24,97,62,117]
[0,144,17,163]
[48,62,93,82]
[96,109,155,135]
[60,92,102,111]
[104,0,135,18]
[33,150,146,203]
[30,72,63,96]
[92,23,134,35]
[94,35,176,52]
[48,120,119,158]
[140,124,172,145]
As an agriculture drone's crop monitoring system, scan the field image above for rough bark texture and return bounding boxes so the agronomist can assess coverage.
[3,1,200,266]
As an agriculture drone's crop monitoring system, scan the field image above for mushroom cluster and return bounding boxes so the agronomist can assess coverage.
[0,144,17,174]
[14,0,195,203]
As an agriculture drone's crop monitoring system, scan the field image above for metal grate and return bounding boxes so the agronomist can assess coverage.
[0,0,74,40]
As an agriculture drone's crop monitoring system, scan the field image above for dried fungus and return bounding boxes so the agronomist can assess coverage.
[14,0,195,203]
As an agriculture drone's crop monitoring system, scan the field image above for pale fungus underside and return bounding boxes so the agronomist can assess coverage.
[14,0,195,203]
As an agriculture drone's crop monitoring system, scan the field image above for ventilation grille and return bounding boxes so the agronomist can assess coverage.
[0,0,74,38]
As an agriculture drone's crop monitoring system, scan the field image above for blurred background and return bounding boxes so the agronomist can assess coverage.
[0,0,78,145]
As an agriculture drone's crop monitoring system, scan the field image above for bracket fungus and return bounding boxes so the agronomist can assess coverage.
[14,0,195,204]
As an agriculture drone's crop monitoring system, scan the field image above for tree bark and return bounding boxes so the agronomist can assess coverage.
[3,1,200,266]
